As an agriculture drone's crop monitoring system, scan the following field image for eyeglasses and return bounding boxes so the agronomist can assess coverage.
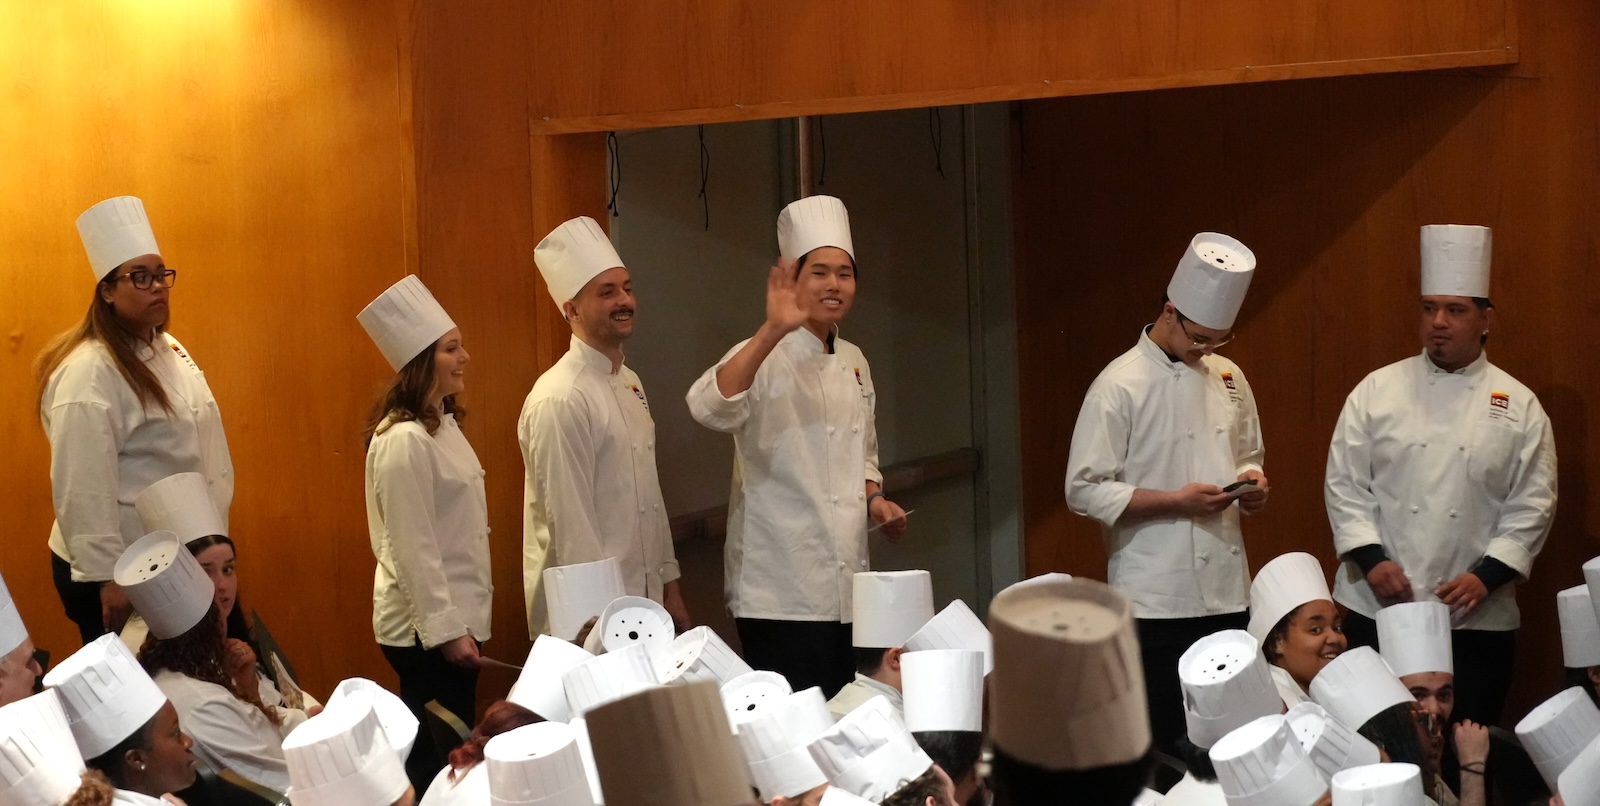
[113,269,178,290]
[1177,314,1233,351]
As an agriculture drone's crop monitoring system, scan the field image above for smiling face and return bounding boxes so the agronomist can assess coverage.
[98,253,170,337]
[1420,295,1491,371]
[795,247,856,329]
[566,266,635,347]
[431,328,468,399]
[193,542,239,622]
[1268,600,1348,690]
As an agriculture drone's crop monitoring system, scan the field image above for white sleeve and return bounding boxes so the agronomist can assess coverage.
[1232,371,1265,476]
[1485,398,1558,577]
[1065,390,1137,527]
[522,396,607,564]
[686,341,756,433]
[370,428,467,648]
[861,360,883,486]
[46,375,127,581]
[184,696,291,793]
[1324,385,1384,555]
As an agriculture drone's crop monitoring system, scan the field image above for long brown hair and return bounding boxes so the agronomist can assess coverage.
[138,603,281,727]
[64,770,117,806]
[35,280,173,414]
[446,701,541,783]
[362,337,465,447]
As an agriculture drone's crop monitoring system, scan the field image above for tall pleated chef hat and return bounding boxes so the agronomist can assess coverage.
[509,635,594,723]
[325,678,419,761]
[582,596,675,658]
[562,643,659,719]
[818,788,878,805]
[735,687,833,802]
[283,689,407,806]
[1247,552,1333,645]
[77,196,160,283]
[852,571,935,649]
[1376,602,1453,678]
[778,195,855,262]
[535,216,625,307]
[1420,224,1491,298]
[1559,733,1600,806]
[1330,762,1424,806]
[135,472,226,542]
[654,626,752,686]
[807,695,933,803]
[0,691,87,806]
[1178,630,1281,750]
[999,572,1072,595]
[1166,231,1256,331]
[720,671,793,730]
[41,633,167,759]
[484,721,597,806]
[586,681,752,806]
[1515,687,1600,792]
[1209,715,1329,806]
[1560,584,1600,668]
[543,558,627,642]
[113,531,214,640]
[357,274,458,372]
[987,576,1151,770]
[1285,702,1381,781]
[904,599,993,676]
[564,718,604,805]
[1310,648,1415,733]
[0,571,27,660]
[902,649,984,734]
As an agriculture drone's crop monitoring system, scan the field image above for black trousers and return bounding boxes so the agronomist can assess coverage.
[380,639,480,797]
[52,552,110,646]
[735,618,855,699]
[1137,611,1251,756]
[1342,610,1516,727]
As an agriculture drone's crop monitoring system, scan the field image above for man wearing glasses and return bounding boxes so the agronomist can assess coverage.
[1064,232,1267,755]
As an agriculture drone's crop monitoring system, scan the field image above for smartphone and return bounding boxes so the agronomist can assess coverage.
[1222,479,1258,499]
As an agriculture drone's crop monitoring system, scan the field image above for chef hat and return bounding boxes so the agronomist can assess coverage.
[325,678,418,761]
[807,695,933,802]
[113,531,215,640]
[582,596,675,658]
[1000,572,1073,595]
[77,196,160,283]
[134,473,226,542]
[562,643,659,718]
[901,649,984,734]
[0,571,27,659]
[484,722,596,806]
[1310,648,1415,732]
[653,627,752,687]
[904,599,993,676]
[778,196,855,262]
[543,559,627,643]
[1559,586,1600,668]
[357,275,458,372]
[535,217,625,307]
[1560,734,1600,806]
[1285,702,1382,781]
[988,576,1150,771]
[1420,224,1491,298]
[41,634,167,759]
[283,691,408,806]
[852,571,934,648]
[1376,602,1453,678]
[1247,553,1332,645]
[735,687,833,802]
[1209,715,1329,806]
[1515,687,1600,791]
[1330,762,1424,806]
[0,690,87,806]
[587,681,752,806]
[720,671,793,729]
[1178,630,1281,749]
[818,787,878,806]
[1166,232,1256,331]
[509,635,594,723]
[565,718,605,805]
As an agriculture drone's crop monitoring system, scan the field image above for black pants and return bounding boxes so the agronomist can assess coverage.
[380,639,480,797]
[1137,612,1251,756]
[52,552,110,646]
[1342,610,1516,726]
[735,618,855,699]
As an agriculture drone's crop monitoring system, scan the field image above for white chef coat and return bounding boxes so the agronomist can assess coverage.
[120,614,317,731]
[1161,774,1225,805]
[365,414,493,649]
[1270,664,1309,710]
[687,328,881,622]
[418,761,488,806]
[826,673,902,722]
[1065,328,1264,619]
[42,333,233,581]
[1325,352,1557,631]
[153,669,290,793]
[519,336,679,636]
[112,790,171,806]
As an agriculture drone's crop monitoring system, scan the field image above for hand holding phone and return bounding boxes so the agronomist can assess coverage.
[1222,479,1258,499]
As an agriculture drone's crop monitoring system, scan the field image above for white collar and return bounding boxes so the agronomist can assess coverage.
[571,334,624,375]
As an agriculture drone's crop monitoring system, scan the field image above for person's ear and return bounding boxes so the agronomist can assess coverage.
[887,646,905,672]
[122,746,147,773]
[1586,665,1600,688]
[561,299,578,323]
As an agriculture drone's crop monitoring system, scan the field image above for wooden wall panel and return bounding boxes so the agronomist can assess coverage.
[1014,0,1599,722]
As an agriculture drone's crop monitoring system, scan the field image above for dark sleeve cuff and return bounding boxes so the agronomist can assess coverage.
[1344,544,1391,576]
[1470,556,1519,593]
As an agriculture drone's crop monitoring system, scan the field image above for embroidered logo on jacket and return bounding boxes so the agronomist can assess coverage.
[854,368,863,387]
[631,384,649,411]
[1220,371,1243,404]
[1489,391,1509,420]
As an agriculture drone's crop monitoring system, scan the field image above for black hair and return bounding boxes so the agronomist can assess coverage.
[84,711,156,787]
[990,747,1155,806]
[1172,735,1217,782]
[881,766,949,806]
[795,247,858,277]
[1358,702,1440,786]
[855,647,890,675]
[1261,603,1306,665]
[914,731,985,785]
[1472,297,1493,310]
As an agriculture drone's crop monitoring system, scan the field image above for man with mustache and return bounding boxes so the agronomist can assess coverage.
[520,216,690,638]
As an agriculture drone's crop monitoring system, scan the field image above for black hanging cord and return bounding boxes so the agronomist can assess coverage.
[697,124,711,230]
[929,108,946,179]
[606,131,621,217]
[817,117,828,187]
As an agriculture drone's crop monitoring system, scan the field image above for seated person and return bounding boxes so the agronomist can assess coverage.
[1248,553,1347,707]
[1378,601,1489,806]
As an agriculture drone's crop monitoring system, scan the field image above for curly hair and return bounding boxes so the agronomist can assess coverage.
[1262,603,1306,665]
[446,701,542,783]
[881,766,948,806]
[362,336,465,448]
[64,769,118,806]
[138,603,281,727]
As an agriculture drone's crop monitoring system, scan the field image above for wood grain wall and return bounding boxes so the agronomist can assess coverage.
[1014,0,1598,722]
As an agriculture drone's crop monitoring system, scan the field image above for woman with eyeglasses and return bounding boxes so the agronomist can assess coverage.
[35,196,233,646]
